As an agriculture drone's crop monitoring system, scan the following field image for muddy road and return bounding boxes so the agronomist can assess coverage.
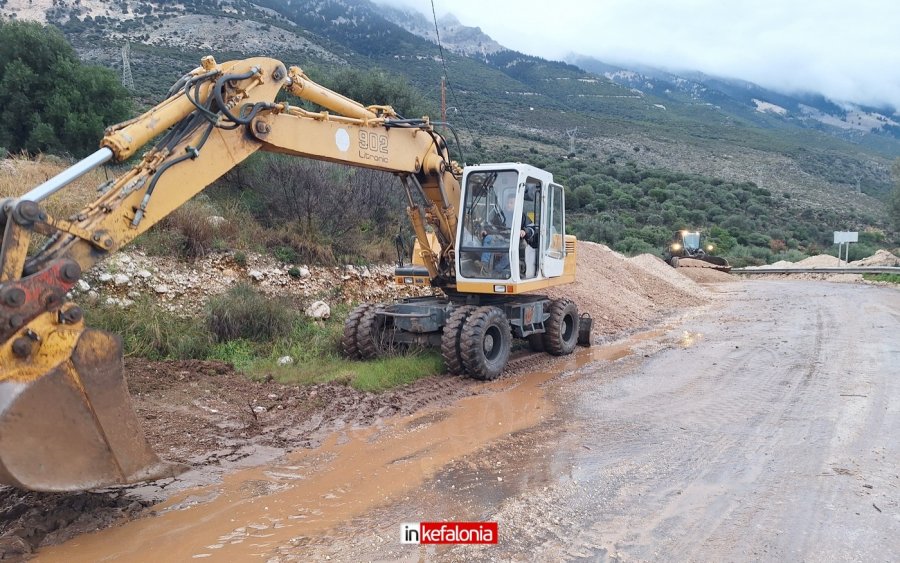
[29,280,900,560]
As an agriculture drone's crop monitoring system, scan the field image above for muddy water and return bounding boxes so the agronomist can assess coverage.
[36,330,663,562]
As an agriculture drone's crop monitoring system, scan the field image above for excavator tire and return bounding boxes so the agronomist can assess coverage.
[460,306,511,381]
[341,303,374,359]
[357,304,397,359]
[441,305,477,375]
[0,327,186,492]
[542,298,578,356]
[669,256,680,268]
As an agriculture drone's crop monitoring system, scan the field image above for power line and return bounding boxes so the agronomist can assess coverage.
[430,0,476,155]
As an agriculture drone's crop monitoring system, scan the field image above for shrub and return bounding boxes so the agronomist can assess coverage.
[85,298,212,360]
[207,283,297,342]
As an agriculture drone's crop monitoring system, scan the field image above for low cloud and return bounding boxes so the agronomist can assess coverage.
[384,0,900,109]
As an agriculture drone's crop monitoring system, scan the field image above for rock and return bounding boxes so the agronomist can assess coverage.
[276,355,294,366]
[267,393,279,400]
[154,284,170,294]
[253,406,267,414]
[305,300,330,320]
[207,215,226,228]
[137,269,153,279]
[113,273,130,286]
[118,255,132,264]
[98,272,113,283]
[345,265,357,275]
[297,266,310,278]
[77,279,91,292]
[248,269,265,282]
[127,291,141,299]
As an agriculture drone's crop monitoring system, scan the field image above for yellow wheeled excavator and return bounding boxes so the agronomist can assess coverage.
[0,56,587,493]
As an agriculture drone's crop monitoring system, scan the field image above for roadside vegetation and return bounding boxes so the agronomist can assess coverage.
[86,283,443,391]
[862,273,900,284]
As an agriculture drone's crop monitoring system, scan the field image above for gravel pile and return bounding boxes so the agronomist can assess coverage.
[546,241,709,337]
[851,249,900,267]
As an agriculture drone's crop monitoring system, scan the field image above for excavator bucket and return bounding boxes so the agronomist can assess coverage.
[0,328,185,492]
[673,256,732,273]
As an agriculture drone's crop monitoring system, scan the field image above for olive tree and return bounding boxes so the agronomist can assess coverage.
[0,21,132,157]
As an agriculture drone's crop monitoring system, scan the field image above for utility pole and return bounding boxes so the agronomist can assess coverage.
[566,127,577,157]
[121,42,134,92]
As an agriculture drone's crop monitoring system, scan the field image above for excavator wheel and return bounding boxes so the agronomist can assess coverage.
[0,326,186,492]
[542,298,578,356]
[669,257,680,268]
[441,305,477,375]
[341,303,374,359]
[460,306,511,381]
[356,304,399,359]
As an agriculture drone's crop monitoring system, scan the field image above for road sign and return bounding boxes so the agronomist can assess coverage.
[834,231,858,244]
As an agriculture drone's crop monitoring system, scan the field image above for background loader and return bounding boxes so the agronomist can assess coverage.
[663,230,731,272]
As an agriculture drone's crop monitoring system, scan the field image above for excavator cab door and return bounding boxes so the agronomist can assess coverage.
[541,183,566,278]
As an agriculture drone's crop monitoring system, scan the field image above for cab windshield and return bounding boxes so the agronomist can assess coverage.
[458,170,518,280]
[682,232,701,250]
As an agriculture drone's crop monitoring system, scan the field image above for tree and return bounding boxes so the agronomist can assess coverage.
[0,20,132,157]
[320,68,427,119]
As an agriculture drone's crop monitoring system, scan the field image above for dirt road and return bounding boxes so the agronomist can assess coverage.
[32,280,900,560]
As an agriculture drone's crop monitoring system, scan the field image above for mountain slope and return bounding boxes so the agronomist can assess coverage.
[0,0,895,252]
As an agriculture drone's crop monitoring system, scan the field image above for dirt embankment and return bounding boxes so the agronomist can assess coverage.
[736,248,900,284]
[0,241,724,560]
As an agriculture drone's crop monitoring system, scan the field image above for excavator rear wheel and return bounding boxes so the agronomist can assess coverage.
[542,298,578,356]
[460,306,511,381]
[357,304,399,359]
[670,257,680,268]
[441,305,477,375]
[341,303,374,359]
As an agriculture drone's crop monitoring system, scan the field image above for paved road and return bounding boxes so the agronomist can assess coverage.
[288,281,900,561]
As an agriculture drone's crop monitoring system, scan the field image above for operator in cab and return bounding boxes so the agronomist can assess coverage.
[482,191,538,277]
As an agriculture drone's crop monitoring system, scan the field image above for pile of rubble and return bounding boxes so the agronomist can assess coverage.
[73,250,437,316]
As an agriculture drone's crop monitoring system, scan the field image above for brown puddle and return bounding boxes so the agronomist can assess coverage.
[36,330,661,562]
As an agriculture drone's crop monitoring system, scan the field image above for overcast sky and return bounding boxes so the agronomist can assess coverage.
[381,0,900,110]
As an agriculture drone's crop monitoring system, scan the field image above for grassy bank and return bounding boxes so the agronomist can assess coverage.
[86,284,444,392]
[862,273,900,284]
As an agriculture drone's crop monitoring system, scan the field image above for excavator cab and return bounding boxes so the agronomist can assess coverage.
[456,163,568,290]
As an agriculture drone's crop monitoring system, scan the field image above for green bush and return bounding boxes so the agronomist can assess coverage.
[0,21,132,157]
[207,283,297,342]
[85,298,212,360]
